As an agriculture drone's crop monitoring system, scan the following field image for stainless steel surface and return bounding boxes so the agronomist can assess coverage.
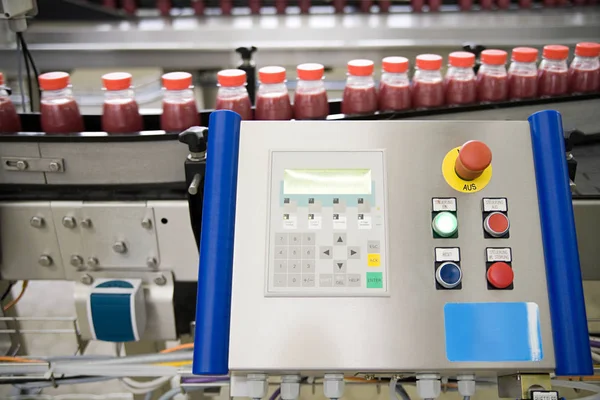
[2,156,64,173]
[574,199,600,281]
[229,120,554,374]
[0,9,597,70]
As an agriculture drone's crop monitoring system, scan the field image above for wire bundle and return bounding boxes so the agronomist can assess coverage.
[14,33,39,112]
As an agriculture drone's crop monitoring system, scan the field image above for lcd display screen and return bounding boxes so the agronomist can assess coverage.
[283,169,372,195]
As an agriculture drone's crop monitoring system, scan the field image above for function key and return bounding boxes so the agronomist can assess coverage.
[484,212,510,238]
[436,262,462,289]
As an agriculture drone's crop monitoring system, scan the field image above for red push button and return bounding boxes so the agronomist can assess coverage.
[455,140,492,181]
[484,212,510,237]
[487,262,514,289]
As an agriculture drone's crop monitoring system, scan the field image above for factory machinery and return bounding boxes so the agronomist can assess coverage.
[1,1,600,400]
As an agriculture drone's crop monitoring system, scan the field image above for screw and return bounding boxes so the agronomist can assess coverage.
[30,216,45,228]
[81,274,94,285]
[16,160,28,171]
[87,257,99,268]
[62,216,76,229]
[80,218,92,229]
[154,275,167,286]
[38,255,53,267]
[48,162,61,172]
[146,257,158,269]
[70,255,84,268]
[141,218,153,230]
[112,241,127,254]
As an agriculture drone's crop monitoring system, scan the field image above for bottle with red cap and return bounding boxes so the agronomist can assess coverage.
[221,0,233,15]
[569,42,600,94]
[0,72,22,133]
[101,72,143,134]
[156,0,171,16]
[412,54,444,108]
[508,47,539,100]
[161,72,200,132]
[378,57,411,112]
[294,63,329,120]
[255,66,293,121]
[38,72,84,134]
[477,49,508,103]
[275,0,287,13]
[538,45,570,97]
[445,52,476,106]
[299,0,311,13]
[341,59,378,115]
[249,0,261,14]
[122,0,138,14]
[215,69,253,120]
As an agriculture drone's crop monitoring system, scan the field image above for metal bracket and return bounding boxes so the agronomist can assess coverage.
[2,157,64,173]
[498,374,553,399]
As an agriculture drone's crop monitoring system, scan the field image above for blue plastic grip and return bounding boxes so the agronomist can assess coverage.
[192,110,242,375]
[528,110,593,376]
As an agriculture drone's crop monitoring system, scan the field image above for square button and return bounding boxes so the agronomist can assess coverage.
[274,274,287,287]
[334,275,347,287]
[275,246,287,259]
[275,233,288,245]
[289,233,302,245]
[347,246,361,259]
[302,260,315,273]
[319,274,333,287]
[368,253,381,267]
[333,260,346,273]
[366,272,383,289]
[347,274,361,287]
[288,274,301,287]
[302,233,316,245]
[320,246,333,259]
[288,260,301,273]
[302,246,315,259]
[274,260,287,273]
[333,233,346,245]
[302,275,316,287]
[289,246,302,259]
[367,240,380,253]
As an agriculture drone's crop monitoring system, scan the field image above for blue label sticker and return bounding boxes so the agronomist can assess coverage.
[444,302,543,362]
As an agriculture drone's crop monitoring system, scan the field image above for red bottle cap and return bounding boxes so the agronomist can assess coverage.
[511,47,538,63]
[0,72,4,86]
[487,262,514,289]
[217,69,247,87]
[259,66,287,84]
[575,42,600,58]
[416,54,443,71]
[481,49,507,65]
[543,45,569,60]
[455,140,492,180]
[162,72,193,91]
[448,52,475,68]
[38,72,71,91]
[102,72,133,91]
[347,59,374,76]
[382,57,409,73]
[297,63,324,81]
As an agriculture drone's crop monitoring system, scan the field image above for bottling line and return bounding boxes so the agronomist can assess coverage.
[0,0,600,399]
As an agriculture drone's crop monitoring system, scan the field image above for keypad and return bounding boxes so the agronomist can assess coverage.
[274,232,316,287]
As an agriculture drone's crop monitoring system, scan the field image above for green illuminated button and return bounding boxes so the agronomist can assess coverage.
[432,212,458,238]
[366,272,383,289]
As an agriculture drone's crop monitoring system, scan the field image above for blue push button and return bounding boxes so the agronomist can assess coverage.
[436,262,462,289]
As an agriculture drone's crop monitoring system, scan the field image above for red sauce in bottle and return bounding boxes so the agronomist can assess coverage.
[275,0,287,13]
[299,0,311,13]
[103,0,117,8]
[378,57,411,111]
[255,66,293,120]
[445,52,476,106]
[428,0,442,11]
[38,72,84,133]
[0,73,21,133]
[333,0,346,12]
[379,0,392,12]
[249,0,261,13]
[569,42,600,93]
[294,63,329,120]
[361,0,373,12]
[477,49,508,102]
[480,0,493,9]
[497,0,511,8]
[215,69,253,120]
[341,59,378,115]
[161,72,200,132]
[101,72,143,134]
[221,0,233,15]
[412,0,425,11]
[518,0,532,7]
[192,0,205,15]
[508,47,539,100]
[412,54,444,108]
[538,45,570,97]
[157,0,171,15]
[122,0,138,14]
[543,0,556,5]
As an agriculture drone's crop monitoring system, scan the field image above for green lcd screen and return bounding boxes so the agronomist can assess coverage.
[283,169,372,195]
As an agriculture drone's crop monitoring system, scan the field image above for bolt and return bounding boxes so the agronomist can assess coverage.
[30,216,45,228]
[81,274,94,285]
[38,254,53,267]
[141,218,153,230]
[62,216,76,229]
[112,241,127,254]
[70,255,84,268]
[146,257,158,269]
[80,218,92,229]
[48,161,61,172]
[87,257,99,268]
[154,275,167,286]
[16,160,28,171]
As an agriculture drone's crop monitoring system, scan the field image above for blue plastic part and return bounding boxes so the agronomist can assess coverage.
[437,263,461,287]
[528,110,593,376]
[192,110,242,376]
[90,293,135,342]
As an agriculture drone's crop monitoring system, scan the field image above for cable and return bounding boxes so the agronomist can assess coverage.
[3,281,29,312]
[17,32,40,111]
[551,379,600,395]
[0,356,43,363]
[15,39,26,112]
[463,397,471,400]
[157,387,183,400]
[160,343,194,354]
[592,352,600,363]
[155,361,192,367]
[121,376,172,390]
[0,282,16,302]
[269,387,281,400]
[16,33,33,112]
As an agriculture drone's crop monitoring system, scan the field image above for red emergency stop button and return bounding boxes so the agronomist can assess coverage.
[455,140,492,181]
[487,262,514,289]
[484,212,510,237]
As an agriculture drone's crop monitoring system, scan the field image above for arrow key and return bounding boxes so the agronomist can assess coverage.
[320,246,333,259]
[347,246,361,259]
[333,233,346,245]
[333,260,347,273]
